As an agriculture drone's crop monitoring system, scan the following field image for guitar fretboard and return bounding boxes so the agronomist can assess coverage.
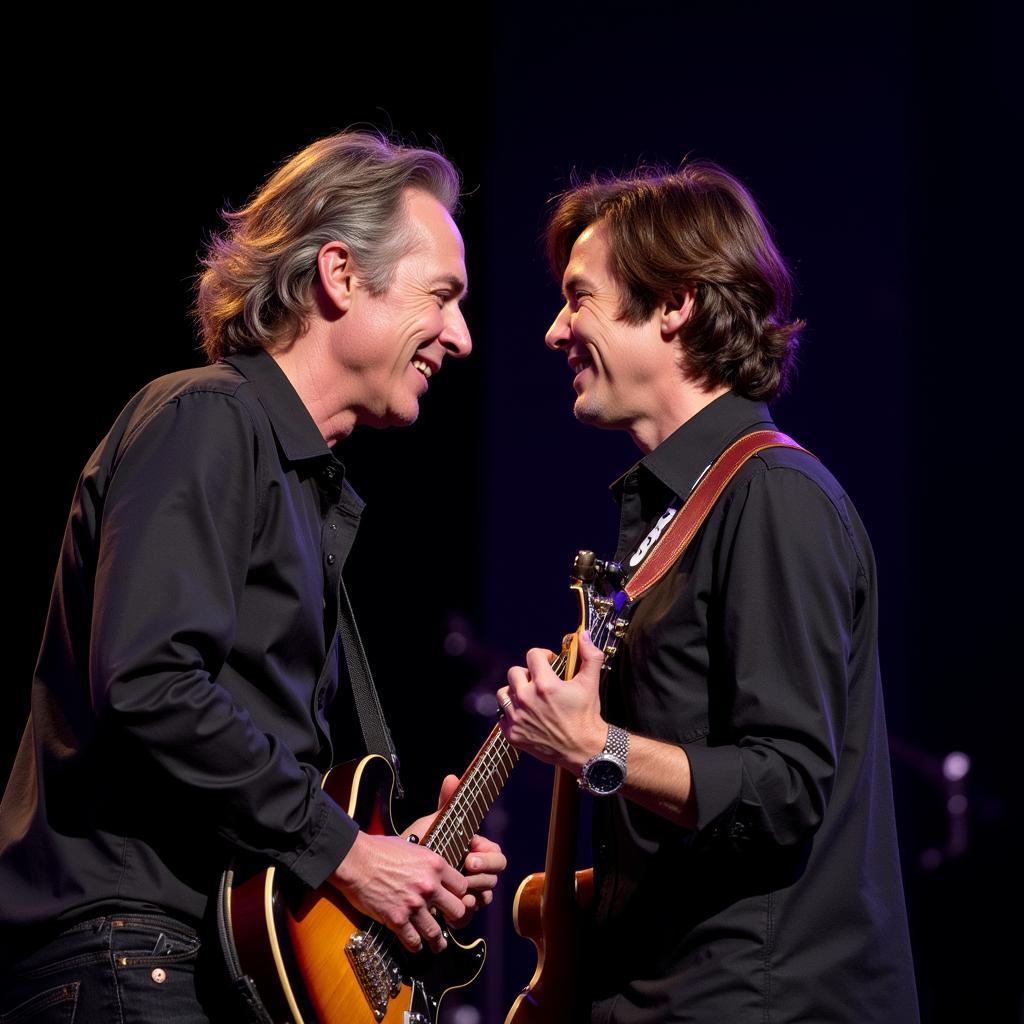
[421,725,519,868]
[418,603,611,870]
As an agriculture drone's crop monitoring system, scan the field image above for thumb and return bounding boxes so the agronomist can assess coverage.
[576,630,606,686]
[437,773,460,810]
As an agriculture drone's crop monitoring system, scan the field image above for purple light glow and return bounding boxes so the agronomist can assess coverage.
[942,751,971,782]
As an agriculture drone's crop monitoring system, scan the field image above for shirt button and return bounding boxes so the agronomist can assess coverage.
[326,553,336,565]
[329,523,338,531]
[323,466,337,480]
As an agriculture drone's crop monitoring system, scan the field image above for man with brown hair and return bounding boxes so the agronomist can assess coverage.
[0,132,505,1022]
[499,162,918,1022]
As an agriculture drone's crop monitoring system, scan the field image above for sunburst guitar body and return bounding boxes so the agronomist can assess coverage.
[224,549,629,1024]
[226,751,500,1024]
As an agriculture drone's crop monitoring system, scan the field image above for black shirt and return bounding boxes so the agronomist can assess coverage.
[590,392,919,1023]
[1,349,360,931]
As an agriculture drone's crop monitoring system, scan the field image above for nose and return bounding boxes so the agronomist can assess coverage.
[439,304,472,359]
[545,304,571,350]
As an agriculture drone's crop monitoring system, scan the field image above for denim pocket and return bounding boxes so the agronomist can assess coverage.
[108,916,201,967]
[111,919,204,1021]
[0,981,80,1024]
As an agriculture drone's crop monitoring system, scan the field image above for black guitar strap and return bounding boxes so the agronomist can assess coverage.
[215,868,275,1024]
[215,587,404,1022]
[337,579,405,798]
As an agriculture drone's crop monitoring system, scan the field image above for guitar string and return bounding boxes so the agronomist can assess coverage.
[353,608,617,988]
[359,741,525,969]
[428,743,513,863]
[425,608,615,864]
[428,741,518,863]
[360,747,516,972]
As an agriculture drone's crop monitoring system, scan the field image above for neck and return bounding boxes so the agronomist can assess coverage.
[629,382,731,454]
[271,325,358,446]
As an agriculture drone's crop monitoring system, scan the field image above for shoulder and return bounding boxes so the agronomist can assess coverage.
[109,363,271,455]
[718,445,873,581]
[82,363,274,502]
[126,361,254,419]
[750,445,851,524]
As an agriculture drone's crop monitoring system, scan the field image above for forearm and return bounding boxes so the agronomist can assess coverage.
[620,734,696,828]
[501,641,697,828]
[559,724,697,828]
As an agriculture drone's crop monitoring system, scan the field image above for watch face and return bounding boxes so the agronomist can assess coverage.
[585,757,625,794]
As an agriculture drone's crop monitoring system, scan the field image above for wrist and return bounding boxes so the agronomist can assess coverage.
[333,829,364,886]
[567,719,609,777]
[578,724,630,797]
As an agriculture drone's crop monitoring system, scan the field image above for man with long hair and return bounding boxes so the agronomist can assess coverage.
[499,162,918,1022]
[1,132,505,1022]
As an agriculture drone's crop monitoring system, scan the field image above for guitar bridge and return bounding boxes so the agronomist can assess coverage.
[345,930,402,1021]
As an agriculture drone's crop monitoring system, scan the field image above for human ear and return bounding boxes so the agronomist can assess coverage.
[661,286,698,337]
[317,241,355,314]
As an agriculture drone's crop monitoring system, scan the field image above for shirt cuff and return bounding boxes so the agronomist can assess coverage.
[285,790,360,890]
[681,739,743,833]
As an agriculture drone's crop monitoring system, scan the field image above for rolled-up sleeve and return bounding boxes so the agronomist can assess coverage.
[88,390,357,886]
[682,466,862,850]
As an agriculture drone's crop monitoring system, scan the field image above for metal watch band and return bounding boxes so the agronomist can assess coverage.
[579,724,631,795]
[604,724,630,764]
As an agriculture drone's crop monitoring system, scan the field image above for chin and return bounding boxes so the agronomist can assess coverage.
[574,396,625,432]
[574,395,608,427]
[363,403,420,430]
[387,403,421,428]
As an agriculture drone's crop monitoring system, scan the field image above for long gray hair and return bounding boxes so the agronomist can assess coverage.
[195,132,460,362]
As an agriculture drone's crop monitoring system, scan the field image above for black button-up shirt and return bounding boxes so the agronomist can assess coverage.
[590,392,918,1023]
[1,349,360,931]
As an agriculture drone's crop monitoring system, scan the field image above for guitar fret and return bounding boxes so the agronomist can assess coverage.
[424,730,520,867]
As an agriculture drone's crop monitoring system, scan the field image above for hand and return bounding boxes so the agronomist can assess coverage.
[330,829,468,954]
[403,775,508,928]
[499,630,608,773]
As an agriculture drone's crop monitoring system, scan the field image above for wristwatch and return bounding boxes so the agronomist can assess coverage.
[578,724,630,796]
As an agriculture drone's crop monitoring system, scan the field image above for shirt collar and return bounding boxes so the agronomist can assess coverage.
[612,391,776,501]
[223,348,336,465]
[223,349,362,511]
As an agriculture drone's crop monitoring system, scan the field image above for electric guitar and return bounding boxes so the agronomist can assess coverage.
[505,550,631,1024]
[221,549,629,1024]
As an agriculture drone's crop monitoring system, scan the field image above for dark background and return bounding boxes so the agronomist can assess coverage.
[7,4,1017,1021]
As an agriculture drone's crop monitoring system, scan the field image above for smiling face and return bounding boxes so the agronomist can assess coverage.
[342,189,471,429]
[545,221,677,437]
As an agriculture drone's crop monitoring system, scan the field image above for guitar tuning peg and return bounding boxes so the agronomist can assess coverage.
[573,550,596,581]
[594,559,624,587]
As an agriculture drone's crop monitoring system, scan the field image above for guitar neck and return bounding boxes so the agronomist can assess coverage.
[421,724,519,868]
[418,611,588,870]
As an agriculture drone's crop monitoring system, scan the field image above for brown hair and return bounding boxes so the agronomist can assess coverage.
[545,161,802,401]
[195,132,461,363]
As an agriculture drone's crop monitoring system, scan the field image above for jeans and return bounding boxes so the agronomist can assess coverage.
[0,913,236,1023]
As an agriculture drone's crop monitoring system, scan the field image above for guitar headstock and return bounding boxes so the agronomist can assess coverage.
[557,550,631,680]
